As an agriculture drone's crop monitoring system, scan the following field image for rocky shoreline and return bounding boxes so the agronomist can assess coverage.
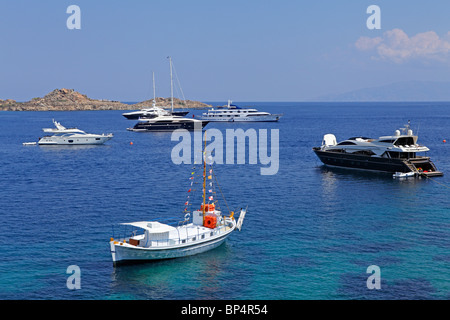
[0,88,212,111]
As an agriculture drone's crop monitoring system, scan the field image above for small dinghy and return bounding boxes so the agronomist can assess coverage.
[393,171,416,179]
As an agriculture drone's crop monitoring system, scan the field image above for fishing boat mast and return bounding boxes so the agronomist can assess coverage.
[202,133,207,223]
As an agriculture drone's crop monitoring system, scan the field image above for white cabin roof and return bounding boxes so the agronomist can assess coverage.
[120,221,176,233]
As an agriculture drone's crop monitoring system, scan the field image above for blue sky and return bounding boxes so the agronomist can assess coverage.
[1,0,450,101]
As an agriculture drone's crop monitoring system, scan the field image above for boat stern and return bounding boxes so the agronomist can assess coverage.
[407,158,444,177]
[110,238,118,264]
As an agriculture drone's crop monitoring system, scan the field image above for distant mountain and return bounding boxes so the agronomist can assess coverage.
[315,81,450,102]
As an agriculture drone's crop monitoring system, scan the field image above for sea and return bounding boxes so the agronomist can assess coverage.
[0,102,449,300]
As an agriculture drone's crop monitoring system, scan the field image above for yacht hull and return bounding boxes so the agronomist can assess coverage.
[128,120,208,132]
[38,135,113,145]
[123,111,189,120]
[199,115,281,122]
[123,113,144,120]
[313,149,443,176]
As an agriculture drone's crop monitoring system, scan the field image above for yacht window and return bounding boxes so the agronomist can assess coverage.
[337,141,357,145]
[379,139,396,143]
[352,150,376,156]
[394,137,415,146]
[386,151,410,159]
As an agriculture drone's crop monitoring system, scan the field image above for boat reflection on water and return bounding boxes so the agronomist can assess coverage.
[109,243,232,299]
[317,165,426,197]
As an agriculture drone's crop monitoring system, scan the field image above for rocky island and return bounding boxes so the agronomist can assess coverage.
[0,88,212,111]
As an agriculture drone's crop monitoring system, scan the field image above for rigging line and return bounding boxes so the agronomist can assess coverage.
[171,61,187,103]
[211,166,231,214]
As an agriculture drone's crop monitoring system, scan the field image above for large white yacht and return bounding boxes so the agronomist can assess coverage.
[38,120,113,145]
[313,121,443,177]
[199,100,282,122]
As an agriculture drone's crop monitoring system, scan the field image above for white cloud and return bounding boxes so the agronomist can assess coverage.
[355,29,450,63]
[355,36,383,51]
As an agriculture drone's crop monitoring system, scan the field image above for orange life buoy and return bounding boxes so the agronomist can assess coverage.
[204,215,217,229]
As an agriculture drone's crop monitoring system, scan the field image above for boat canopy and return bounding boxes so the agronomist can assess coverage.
[120,221,176,233]
[322,134,337,147]
[42,128,85,134]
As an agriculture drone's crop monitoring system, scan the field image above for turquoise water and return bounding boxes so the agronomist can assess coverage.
[0,102,449,299]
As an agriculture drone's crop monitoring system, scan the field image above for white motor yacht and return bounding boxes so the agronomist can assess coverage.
[313,121,443,177]
[199,100,282,122]
[38,120,113,145]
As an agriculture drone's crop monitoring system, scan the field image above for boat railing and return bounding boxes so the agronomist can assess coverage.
[112,219,233,248]
[145,223,230,248]
[408,156,430,161]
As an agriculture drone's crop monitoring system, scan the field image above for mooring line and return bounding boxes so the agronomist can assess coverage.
[421,174,450,189]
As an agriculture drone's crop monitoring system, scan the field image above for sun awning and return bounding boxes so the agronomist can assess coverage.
[120,221,176,233]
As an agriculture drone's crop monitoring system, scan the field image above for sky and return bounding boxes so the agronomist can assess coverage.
[1,0,450,102]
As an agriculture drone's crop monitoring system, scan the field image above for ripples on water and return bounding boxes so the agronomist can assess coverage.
[0,103,449,299]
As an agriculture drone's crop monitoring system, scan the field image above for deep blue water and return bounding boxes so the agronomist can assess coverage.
[0,102,449,300]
